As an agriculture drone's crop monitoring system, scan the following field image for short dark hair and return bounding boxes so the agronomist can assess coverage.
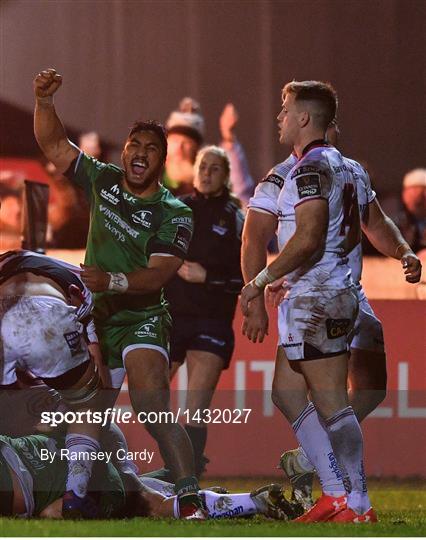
[283,81,338,130]
[128,120,168,160]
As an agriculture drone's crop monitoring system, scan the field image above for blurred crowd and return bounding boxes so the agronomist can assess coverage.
[1,99,425,260]
[0,98,254,250]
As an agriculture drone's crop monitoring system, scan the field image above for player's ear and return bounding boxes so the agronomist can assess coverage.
[298,110,310,128]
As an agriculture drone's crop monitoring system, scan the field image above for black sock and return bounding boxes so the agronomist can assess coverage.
[185,424,207,469]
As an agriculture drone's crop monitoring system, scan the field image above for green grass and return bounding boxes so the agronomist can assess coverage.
[1,479,425,536]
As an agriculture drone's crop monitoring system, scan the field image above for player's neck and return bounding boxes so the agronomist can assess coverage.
[123,178,161,198]
[294,130,326,159]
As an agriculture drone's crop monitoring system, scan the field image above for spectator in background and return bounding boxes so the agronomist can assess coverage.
[164,98,255,206]
[398,168,426,253]
[145,146,244,481]
[0,191,21,250]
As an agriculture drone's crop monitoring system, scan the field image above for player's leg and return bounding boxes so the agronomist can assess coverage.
[349,298,387,421]
[124,347,205,519]
[184,349,225,477]
[273,346,345,508]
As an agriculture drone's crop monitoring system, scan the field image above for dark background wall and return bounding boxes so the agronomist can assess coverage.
[1,0,425,194]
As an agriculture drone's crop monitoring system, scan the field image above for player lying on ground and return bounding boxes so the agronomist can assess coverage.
[0,250,109,518]
[0,431,302,520]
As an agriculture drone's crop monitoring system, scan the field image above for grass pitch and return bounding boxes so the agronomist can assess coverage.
[1,478,425,537]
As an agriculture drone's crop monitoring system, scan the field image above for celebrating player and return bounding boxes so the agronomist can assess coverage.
[33,68,205,519]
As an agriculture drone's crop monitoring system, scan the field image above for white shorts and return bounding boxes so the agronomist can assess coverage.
[351,296,385,354]
[0,296,89,385]
[278,287,358,361]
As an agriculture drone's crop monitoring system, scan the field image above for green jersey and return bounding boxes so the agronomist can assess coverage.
[68,153,193,325]
[0,434,125,517]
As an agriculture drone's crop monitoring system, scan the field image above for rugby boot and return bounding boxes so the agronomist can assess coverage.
[62,490,98,519]
[178,492,208,520]
[294,493,347,522]
[250,483,304,520]
[329,506,378,523]
[279,448,314,510]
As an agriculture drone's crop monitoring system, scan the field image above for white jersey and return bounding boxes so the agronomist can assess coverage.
[248,147,375,293]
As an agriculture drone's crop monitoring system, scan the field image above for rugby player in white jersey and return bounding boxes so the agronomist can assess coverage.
[242,122,421,511]
[241,81,379,523]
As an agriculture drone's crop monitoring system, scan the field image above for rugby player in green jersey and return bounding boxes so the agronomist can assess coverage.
[33,68,205,519]
[0,432,301,520]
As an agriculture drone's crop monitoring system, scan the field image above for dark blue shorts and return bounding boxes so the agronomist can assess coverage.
[170,316,235,369]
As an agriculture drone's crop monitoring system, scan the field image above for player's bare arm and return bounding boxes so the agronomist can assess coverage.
[362,198,422,283]
[241,209,277,342]
[240,199,328,315]
[80,255,183,294]
[34,68,80,173]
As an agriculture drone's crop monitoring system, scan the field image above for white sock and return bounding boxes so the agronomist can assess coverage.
[172,496,179,518]
[201,490,257,518]
[325,406,371,513]
[292,402,346,497]
[65,433,100,498]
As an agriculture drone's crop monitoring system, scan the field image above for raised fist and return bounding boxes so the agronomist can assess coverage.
[33,68,62,99]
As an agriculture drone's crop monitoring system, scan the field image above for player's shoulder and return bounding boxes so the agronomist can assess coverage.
[159,187,193,219]
[261,154,298,189]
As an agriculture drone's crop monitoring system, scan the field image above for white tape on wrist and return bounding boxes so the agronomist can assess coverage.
[107,272,128,293]
[253,267,276,290]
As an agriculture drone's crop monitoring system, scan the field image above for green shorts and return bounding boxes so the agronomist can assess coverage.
[97,310,172,371]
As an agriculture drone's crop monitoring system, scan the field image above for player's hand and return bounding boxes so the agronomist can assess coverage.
[80,264,110,292]
[242,296,269,343]
[265,277,289,308]
[88,342,112,388]
[34,68,62,99]
[177,261,207,283]
[240,281,262,317]
[220,103,238,142]
[401,253,422,283]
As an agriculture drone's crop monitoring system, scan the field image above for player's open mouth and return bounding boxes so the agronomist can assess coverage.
[131,159,148,176]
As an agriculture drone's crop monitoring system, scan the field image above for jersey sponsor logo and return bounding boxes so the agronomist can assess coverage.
[212,224,228,236]
[111,184,120,194]
[171,216,192,226]
[123,192,137,204]
[282,342,302,348]
[63,330,82,356]
[209,496,244,519]
[326,318,351,339]
[131,210,153,228]
[260,173,285,189]
[99,205,139,239]
[295,173,321,199]
[100,188,119,205]
[135,322,157,339]
[332,164,348,174]
[173,225,192,252]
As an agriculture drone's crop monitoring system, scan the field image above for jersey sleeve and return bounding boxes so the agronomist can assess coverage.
[64,151,109,192]
[363,168,376,203]
[248,168,282,216]
[147,206,193,259]
[289,160,332,208]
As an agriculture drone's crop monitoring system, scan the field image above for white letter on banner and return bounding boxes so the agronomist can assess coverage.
[398,362,426,418]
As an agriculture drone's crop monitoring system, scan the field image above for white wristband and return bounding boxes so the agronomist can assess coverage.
[253,267,276,290]
[107,272,128,293]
